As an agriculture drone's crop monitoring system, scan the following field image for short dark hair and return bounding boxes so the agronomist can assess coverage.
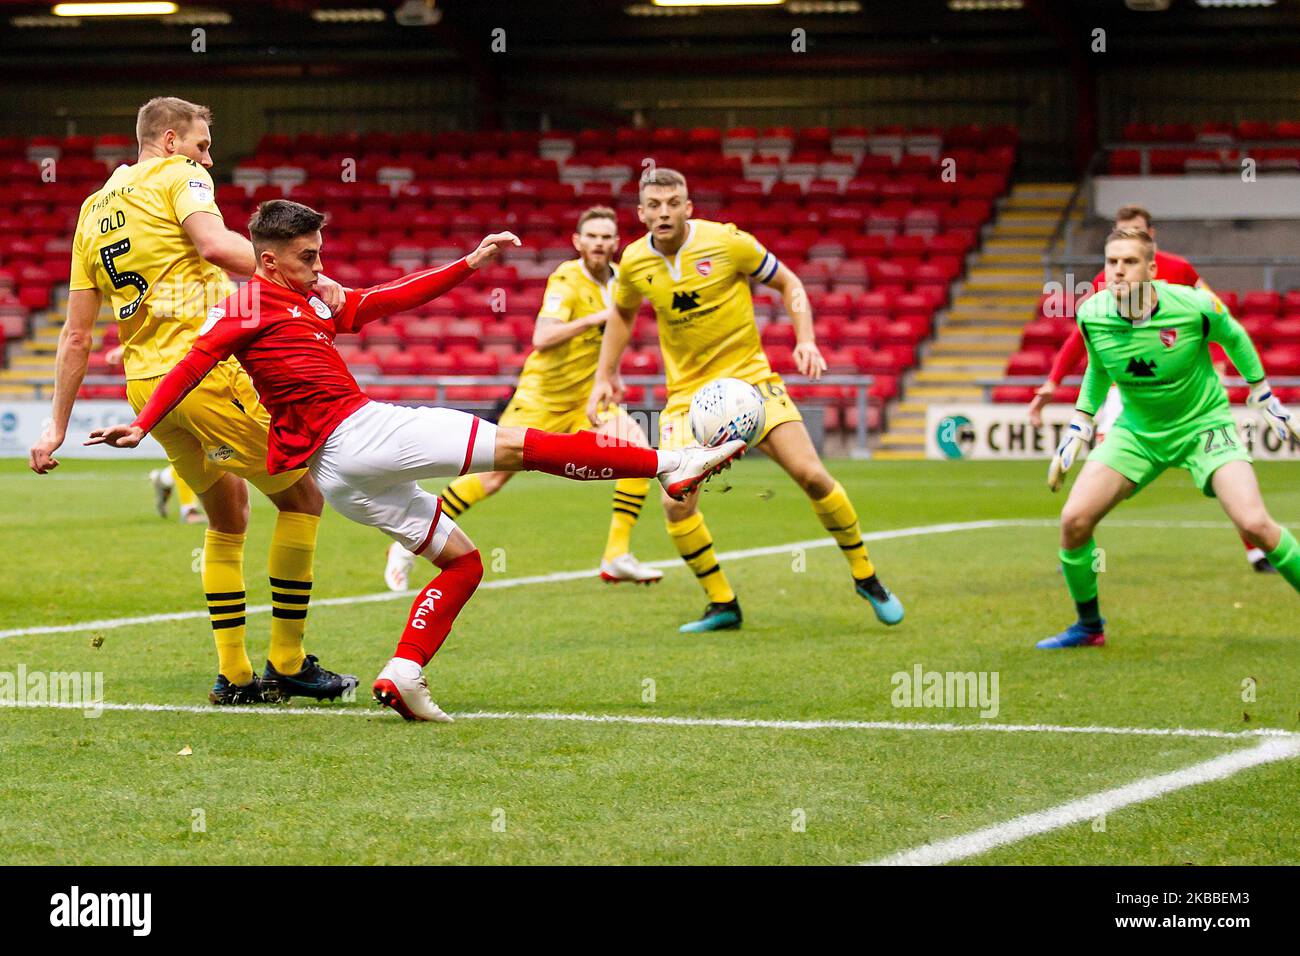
[248,200,325,252]
[1115,204,1153,229]
[576,205,617,232]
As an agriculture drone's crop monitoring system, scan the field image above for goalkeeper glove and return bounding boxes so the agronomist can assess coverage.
[1248,380,1300,445]
[1047,411,1094,493]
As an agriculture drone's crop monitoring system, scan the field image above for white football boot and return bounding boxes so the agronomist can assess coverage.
[149,468,173,519]
[658,439,747,500]
[384,541,417,592]
[372,658,453,723]
[600,552,665,585]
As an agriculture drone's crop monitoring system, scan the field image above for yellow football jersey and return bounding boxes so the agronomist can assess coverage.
[514,257,615,411]
[614,219,777,398]
[69,155,234,381]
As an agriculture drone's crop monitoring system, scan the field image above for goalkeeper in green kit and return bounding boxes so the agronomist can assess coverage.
[1040,228,1300,648]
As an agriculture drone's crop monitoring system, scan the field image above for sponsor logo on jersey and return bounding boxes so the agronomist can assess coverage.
[199,307,225,336]
[206,443,235,463]
[1160,328,1178,349]
[1126,357,1158,378]
[695,259,712,277]
[288,306,302,318]
[544,292,565,313]
[671,290,701,312]
[308,295,331,319]
[188,180,214,205]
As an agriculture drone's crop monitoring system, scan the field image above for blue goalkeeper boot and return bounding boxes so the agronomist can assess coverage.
[1036,620,1106,649]
[262,654,359,702]
[855,575,904,625]
[209,673,267,705]
[680,599,743,633]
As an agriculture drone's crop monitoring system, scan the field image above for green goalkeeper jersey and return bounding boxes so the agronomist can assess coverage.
[1075,280,1266,440]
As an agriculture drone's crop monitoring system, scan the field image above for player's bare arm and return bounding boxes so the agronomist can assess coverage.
[588,302,635,423]
[533,308,607,351]
[765,262,826,380]
[29,287,102,474]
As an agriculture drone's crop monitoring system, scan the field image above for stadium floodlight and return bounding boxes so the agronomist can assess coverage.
[395,0,442,26]
[52,2,178,15]
[653,0,786,7]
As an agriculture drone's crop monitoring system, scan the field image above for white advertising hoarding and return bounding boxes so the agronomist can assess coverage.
[925,404,1300,462]
[1093,175,1300,220]
[0,400,166,460]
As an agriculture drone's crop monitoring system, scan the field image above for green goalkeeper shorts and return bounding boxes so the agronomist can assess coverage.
[1087,418,1251,498]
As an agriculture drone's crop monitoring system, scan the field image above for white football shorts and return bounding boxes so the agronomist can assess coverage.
[309,401,497,559]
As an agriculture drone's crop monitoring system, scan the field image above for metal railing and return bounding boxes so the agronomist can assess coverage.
[971,374,1300,403]
[14,372,878,456]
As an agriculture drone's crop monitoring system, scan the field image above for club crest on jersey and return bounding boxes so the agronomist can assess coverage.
[308,295,331,319]
[1160,328,1178,349]
[695,259,712,277]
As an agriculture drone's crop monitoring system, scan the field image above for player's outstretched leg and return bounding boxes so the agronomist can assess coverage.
[598,413,663,585]
[664,489,742,632]
[758,421,903,626]
[498,426,745,501]
[1212,460,1300,594]
[373,517,484,723]
[1039,460,1133,649]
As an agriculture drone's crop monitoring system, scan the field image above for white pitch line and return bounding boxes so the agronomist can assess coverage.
[3,699,1297,741]
[865,736,1300,866]
[0,518,1053,641]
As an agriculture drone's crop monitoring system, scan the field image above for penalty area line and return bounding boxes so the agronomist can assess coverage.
[864,736,1300,866]
[0,518,1053,641]
[3,699,1297,742]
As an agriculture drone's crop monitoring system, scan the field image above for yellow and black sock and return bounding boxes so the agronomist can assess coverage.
[267,511,319,676]
[667,512,736,605]
[441,474,487,519]
[203,529,251,685]
[603,478,649,562]
[811,481,876,580]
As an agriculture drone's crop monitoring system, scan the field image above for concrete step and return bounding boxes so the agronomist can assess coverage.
[962,277,1043,294]
[990,222,1056,239]
[894,401,929,415]
[878,433,927,449]
[927,339,1018,355]
[923,356,1006,371]
[10,355,54,371]
[985,238,1045,253]
[871,449,926,461]
[978,252,1043,267]
[889,414,926,431]
[913,369,984,384]
[905,384,984,401]
[967,266,1041,281]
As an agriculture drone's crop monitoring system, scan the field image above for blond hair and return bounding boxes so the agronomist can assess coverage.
[638,166,687,198]
[576,205,617,231]
[136,96,212,149]
[1105,227,1155,262]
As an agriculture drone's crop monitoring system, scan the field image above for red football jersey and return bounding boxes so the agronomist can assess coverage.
[132,260,472,473]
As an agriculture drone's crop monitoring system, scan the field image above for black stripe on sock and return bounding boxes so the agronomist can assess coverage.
[204,590,245,602]
[613,498,645,511]
[272,607,309,620]
[271,592,312,605]
[838,542,865,552]
[824,523,856,532]
[207,602,245,615]
[681,543,713,562]
[211,617,245,630]
[268,577,312,591]
[615,491,647,501]
[695,565,721,578]
[443,489,470,513]
[613,507,641,519]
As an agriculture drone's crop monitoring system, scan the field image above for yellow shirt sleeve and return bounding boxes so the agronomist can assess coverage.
[538,274,575,322]
[725,222,779,283]
[167,161,222,226]
[614,262,643,313]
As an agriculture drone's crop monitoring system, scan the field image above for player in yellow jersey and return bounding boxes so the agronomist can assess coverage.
[386,207,664,589]
[29,96,356,705]
[588,168,904,632]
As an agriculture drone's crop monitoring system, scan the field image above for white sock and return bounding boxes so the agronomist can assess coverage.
[655,450,683,474]
[389,657,423,680]
[1246,547,1266,564]
[159,468,175,490]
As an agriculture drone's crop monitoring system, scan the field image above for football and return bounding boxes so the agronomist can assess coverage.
[688,377,767,447]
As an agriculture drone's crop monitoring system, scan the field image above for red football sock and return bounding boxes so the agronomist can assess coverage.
[394,550,484,666]
[522,428,659,480]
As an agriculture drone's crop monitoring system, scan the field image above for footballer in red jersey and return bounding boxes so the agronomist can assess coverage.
[1026,204,1271,573]
[88,200,746,722]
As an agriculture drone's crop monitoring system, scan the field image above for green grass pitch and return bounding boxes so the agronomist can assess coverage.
[1,456,1297,865]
